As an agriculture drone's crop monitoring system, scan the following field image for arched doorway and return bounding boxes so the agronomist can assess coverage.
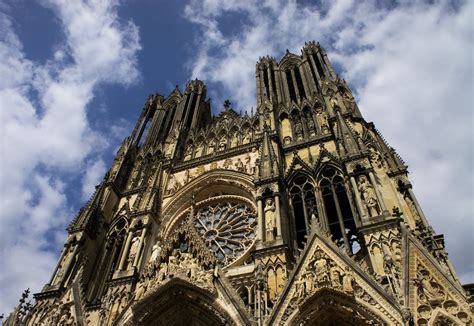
[124,279,236,326]
[288,288,385,325]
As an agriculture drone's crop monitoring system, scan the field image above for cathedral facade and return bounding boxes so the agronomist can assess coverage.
[5,42,472,325]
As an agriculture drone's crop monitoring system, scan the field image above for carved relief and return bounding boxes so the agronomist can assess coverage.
[165,174,181,196]
[411,256,472,326]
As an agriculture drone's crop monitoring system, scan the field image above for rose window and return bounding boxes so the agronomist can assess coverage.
[194,200,256,266]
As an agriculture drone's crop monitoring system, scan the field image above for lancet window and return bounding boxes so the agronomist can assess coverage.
[289,174,316,248]
[319,167,360,253]
[88,218,128,301]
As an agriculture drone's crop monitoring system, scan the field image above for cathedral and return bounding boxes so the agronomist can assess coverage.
[4,41,473,325]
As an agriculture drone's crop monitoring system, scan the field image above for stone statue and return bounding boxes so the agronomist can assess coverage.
[149,243,161,265]
[316,107,329,134]
[184,146,192,160]
[156,262,168,283]
[328,90,339,109]
[303,270,314,294]
[342,90,355,111]
[194,143,203,158]
[165,141,174,157]
[219,137,227,151]
[235,158,245,172]
[314,253,329,283]
[135,279,147,300]
[207,140,216,154]
[307,115,316,136]
[127,235,140,269]
[243,133,251,144]
[295,120,303,140]
[293,278,305,303]
[188,257,200,280]
[168,250,180,276]
[244,154,251,174]
[223,158,232,170]
[330,264,342,288]
[368,146,384,168]
[231,133,238,147]
[184,169,190,183]
[308,200,318,221]
[358,175,379,217]
[264,198,277,241]
[342,267,354,293]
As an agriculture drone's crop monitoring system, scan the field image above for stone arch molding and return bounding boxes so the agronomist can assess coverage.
[287,288,383,325]
[117,278,238,326]
[160,169,256,239]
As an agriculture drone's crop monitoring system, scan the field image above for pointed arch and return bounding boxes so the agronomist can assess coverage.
[316,165,360,254]
[288,288,386,325]
[124,278,238,326]
[287,170,317,249]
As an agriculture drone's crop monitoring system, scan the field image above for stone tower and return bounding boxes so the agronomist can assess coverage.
[4,42,472,325]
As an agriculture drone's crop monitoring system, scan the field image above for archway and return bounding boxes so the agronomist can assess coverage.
[288,288,385,325]
[124,279,236,326]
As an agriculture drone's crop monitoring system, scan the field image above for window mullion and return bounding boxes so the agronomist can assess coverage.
[331,184,351,252]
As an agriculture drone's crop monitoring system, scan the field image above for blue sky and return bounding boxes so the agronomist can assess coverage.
[0,0,473,314]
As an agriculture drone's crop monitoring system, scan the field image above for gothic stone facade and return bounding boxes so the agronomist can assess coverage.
[5,42,473,325]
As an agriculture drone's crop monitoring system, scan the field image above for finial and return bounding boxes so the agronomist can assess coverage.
[223,99,231,109]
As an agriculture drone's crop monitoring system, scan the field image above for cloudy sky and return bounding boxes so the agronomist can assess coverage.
[0,0,472,314]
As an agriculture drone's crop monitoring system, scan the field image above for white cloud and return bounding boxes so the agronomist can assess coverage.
[0,0,140,313]
[81,159,106,201]
[183,0,474,281]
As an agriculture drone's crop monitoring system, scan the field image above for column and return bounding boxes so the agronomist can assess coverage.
[190,92,203,128]
[301,193,310,233]
[256,70,262,106]
[275,194,282,237]
[368,172,387,212]
[298,65,310,99]
[133,228,147,267]
[331,185,351,251]
[322,52,337,79]
[309,54,322,88]
[274,69,283,102]
[281,71,291,103]
[257,198,264,241]
[303,58,318,93]
[314,187,328,231]
[118,231,133,270]
[259,69,266,98]
[290,69,300,101]
[350,176,367,220]
[266,66,274,100]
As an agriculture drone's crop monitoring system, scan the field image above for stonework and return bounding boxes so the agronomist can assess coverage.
[3,41,472,325]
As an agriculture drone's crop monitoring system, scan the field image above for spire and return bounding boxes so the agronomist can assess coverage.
[334,109,363,158]
[257,127,279,180]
